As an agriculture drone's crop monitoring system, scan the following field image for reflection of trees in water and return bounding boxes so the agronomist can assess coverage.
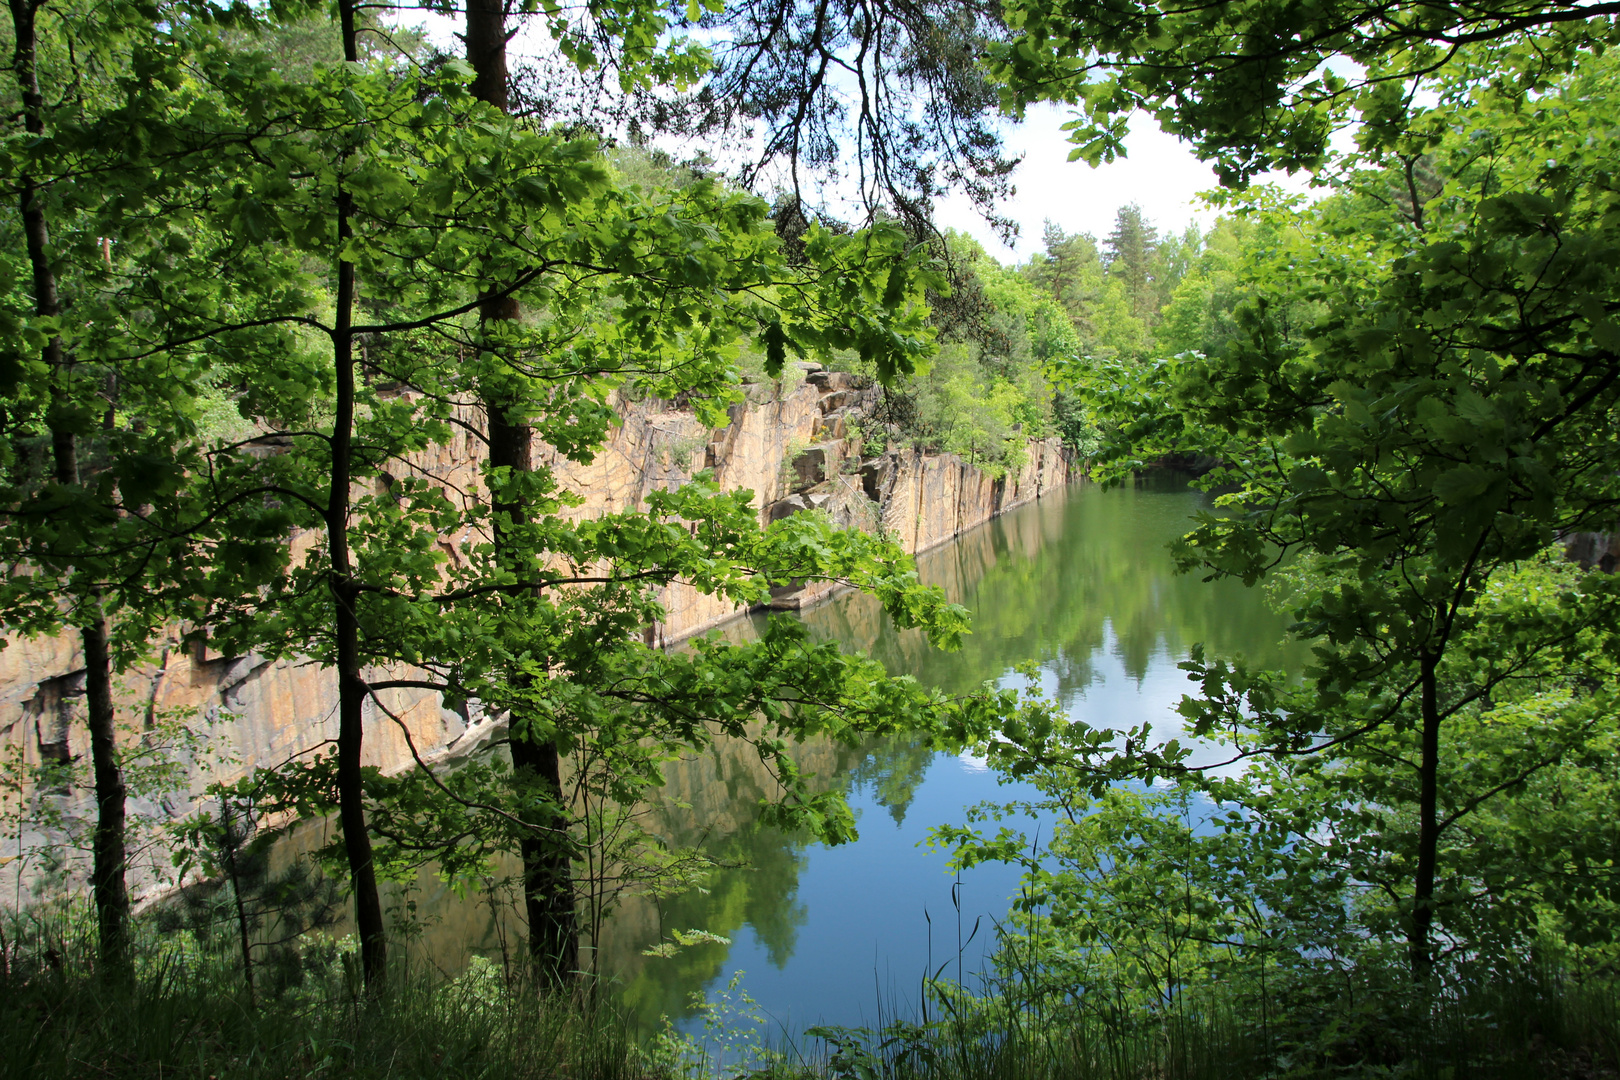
[606,729,940,1025]
[800,474,1303,702]
[611,817,807,1024]
[611,473,1302,1026]
[848,735,937,827]
[350,473,1301,1027]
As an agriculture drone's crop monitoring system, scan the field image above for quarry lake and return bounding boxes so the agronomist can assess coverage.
[396,471,1303,1036]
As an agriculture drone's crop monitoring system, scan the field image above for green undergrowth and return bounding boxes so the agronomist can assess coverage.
[763,968,1620,1080]
[6,903,1617,1080]
[0,906,657,1080]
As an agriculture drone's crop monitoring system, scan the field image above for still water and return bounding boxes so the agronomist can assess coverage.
[406,472,1301,1034]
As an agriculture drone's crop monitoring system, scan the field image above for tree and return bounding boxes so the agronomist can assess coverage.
[1025,222,1103,333]
[444,0,1051,982]
[1148,222,1199,316]
[0,0,271,976]
[446,0,990,981]
[973,0,1620,981]
[1012,42,1620,976]
[1152,214,1270,361]
[946,554,1620,1046]
[116,0,1005,995]
[3,0,136,976]
[460,0,586,984]
[863,232,1074,468]
[0,0,1032,996]
[449,0,1022,240]
[992,0,1620,185]
[1102,203,1158,324]
[689,0,1020,236]
[164,788,343,1009]
[1,8,465,986]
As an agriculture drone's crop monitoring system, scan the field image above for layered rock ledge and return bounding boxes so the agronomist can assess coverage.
[0,368,1070,900]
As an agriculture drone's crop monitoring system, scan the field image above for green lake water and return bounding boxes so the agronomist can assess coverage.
[400,471,1302,1035]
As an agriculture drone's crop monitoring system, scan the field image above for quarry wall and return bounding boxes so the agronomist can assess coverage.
[0,367,1071,900]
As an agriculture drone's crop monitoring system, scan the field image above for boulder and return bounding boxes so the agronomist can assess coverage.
[766,493,814,521]
[818,388,866,413]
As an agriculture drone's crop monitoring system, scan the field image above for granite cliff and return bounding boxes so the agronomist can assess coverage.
[0,367,1070,900]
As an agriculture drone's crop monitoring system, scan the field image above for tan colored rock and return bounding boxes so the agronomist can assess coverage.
[0,378,1071,901]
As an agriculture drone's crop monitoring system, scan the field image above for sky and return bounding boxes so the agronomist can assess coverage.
[934,103,1233,262]
[933,102,1339,263]
[406,13,1319,268]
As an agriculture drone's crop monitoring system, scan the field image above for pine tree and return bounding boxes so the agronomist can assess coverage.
[1103,204,1160,324]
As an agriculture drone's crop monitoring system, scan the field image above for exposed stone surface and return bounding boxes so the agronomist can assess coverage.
[1565,530,1620,572]
[0,375,1070,902]
[864,439,1072,556]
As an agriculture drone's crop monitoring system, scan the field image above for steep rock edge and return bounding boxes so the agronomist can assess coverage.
[0,367,1071,901]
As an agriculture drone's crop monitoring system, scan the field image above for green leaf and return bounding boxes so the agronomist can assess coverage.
[762,320,786,376]
[1433,465,1493,505]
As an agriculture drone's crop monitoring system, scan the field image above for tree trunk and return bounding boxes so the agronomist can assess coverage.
[485,332,578,985]
[10,0,130,978]
[466,0,510,111]
[60,405,128,979]
[328,190,388,988]
[80,611,128,977]
[467,0,580,984]
[1409,648,1441,977]
[220,797,258,1009]
[327,4,387,987]
[510,735,577,982]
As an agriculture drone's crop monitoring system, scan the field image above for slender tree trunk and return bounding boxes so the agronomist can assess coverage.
[80,610,127,976]
[328,2,387,989]
[1410,649,1441,977]
[10,0,129,978]
[220,797,257,1009]
[328,194,387,988]
[466,0,579,983]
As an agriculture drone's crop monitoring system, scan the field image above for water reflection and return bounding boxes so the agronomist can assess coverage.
[602,472,1303,1031]
[359,473,1298,1032]
[794,469,1298,699]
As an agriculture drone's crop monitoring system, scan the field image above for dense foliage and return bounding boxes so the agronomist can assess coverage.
[861,204,1246,473]
[0,0,1038,994]
[907,4,1620,1075]
[6,0,1620,1074]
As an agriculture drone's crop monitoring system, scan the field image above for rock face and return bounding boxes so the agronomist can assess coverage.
[0,370,1070,901]
[1564,530,1620,572]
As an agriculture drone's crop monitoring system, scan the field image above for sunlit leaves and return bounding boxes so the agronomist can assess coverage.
[959,37,1620,993]
[992,0,1620,187]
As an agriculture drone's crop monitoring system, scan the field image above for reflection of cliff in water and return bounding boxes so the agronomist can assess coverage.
[295,473,1301,1027]
[604,474,1303,1023]
[786,473,1301,704]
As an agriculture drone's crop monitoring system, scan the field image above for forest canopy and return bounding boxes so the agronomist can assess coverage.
[3,0,1620,1076]
[924,1,1620,1066]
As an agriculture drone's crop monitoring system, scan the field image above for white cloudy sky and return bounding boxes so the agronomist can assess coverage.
[935,102,1337,262]
[405,12,1319,267]
[934,103,1231,262]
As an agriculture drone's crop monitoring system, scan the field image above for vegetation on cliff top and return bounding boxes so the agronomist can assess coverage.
[7,0,1620,1077]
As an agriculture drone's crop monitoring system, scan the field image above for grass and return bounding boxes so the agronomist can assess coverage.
[4,902,1616,1079]
[0,905,660,1080]
[752,965,1620,1080]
